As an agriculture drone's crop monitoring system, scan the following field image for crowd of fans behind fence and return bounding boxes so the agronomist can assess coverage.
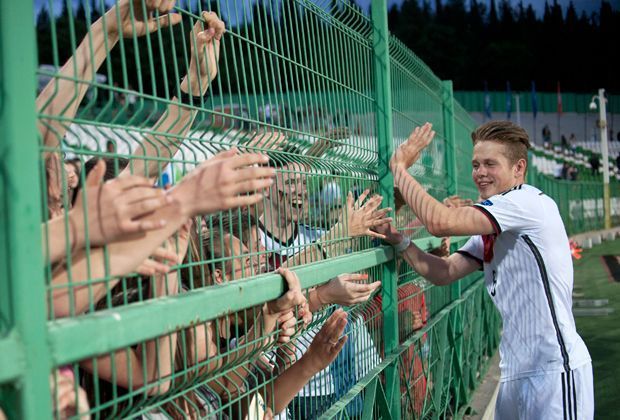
[0,2,463,419]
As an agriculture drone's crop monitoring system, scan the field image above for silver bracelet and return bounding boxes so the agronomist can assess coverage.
[393,236,411,253]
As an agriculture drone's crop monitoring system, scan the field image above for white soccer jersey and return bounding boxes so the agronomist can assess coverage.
[257,221,325,268]
[458,184,591,382]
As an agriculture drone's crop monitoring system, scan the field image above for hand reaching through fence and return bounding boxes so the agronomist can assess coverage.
[52,370,90,420]
[315,188,392,257]
[168,148,275,217]
[309,273,381,310]
[44,160,172,264]
[51,149,273,316]
[344,190,393,239]
[106,0,182,38]
[135,245,179,276]
[180,11,226,96]
[73,160,172,244]
[125,10,226,179]
[262,309,348,414]
[135,218,191,275]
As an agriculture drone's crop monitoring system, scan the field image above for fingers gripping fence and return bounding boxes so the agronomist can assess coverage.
[0,1,508,419]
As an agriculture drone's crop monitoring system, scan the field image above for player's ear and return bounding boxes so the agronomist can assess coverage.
[514,158,527,179]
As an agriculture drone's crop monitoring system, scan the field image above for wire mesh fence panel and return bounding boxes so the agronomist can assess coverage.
[2,1,613,420]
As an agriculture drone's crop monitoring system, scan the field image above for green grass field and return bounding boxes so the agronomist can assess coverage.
[573,238,620,419]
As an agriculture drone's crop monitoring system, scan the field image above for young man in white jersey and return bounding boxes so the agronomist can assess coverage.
[376,121,593,419]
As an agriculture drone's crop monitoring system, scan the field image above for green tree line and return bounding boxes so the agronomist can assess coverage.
[387,0,619,92]
[35,0,618,97]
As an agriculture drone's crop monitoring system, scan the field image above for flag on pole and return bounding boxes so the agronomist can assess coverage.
[531,81,538,118]
[506,81,512,120]
[557,81,563,115]
[483,81,492,119]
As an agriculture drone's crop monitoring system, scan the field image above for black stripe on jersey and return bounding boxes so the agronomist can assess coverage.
[473,205,502,234]
[500,184,523,195]
[567,371,573,420]
[455,250,483,267]
[562,372,568,420]
[572,371,578,419]
[522,234,571,373]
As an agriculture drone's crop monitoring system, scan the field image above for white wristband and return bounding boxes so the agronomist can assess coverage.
[393,236,411,253]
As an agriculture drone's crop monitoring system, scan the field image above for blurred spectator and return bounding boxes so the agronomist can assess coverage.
[569,133,577,153]
[113,82,126,106]
[561,162,570,180]
[554,162,563,179]
[542,124,551,148]
[106,140,116,154]
[589,154,601,175]
[569,165,578,181]
[126,84,137,113]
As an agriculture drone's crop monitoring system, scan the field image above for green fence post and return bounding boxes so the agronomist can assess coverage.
[442,81,458,199]
[442,80,467,407]
[0,1,53,418]
[371,1,399,418]
[442,80,460,300]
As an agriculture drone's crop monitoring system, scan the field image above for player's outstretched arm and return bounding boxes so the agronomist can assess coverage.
[390,123,494,237]
[375,223,479,285]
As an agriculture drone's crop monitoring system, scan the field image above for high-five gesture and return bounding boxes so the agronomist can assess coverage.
[345,189,392,239]
[390,122,436,171]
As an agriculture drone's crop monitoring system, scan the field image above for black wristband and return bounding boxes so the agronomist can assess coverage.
[178,88,209,106]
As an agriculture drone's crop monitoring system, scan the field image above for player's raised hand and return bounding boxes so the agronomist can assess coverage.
[390,122,435,171]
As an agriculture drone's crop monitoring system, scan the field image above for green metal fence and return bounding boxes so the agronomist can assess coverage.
[1,1,609,419]
[527,165,620,236]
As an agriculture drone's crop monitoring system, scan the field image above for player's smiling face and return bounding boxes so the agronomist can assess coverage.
[472,140,522,199]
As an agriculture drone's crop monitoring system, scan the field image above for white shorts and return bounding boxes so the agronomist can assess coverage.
[495,363,594,420]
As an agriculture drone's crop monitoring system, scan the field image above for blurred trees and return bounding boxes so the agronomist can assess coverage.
[35,0,619,94]
[388,0,619,92]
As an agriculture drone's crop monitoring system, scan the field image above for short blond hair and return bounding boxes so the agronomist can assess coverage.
[471,120,531,165]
